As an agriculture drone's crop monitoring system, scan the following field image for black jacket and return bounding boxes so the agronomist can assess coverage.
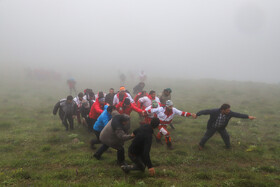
[105,93,115,106]
[80,105,90,118]
[53,99,77,120]
[196,108,249,130]
[128,124,153,168]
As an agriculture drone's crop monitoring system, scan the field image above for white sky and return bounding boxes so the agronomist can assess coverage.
[0,0,279,83]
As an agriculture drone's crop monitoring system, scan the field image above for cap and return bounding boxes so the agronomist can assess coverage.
[165,88,172,93]
[152,100,158,108]
[166,100,173,107]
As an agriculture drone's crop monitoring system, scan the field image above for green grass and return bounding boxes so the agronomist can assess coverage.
[0,78,279,186]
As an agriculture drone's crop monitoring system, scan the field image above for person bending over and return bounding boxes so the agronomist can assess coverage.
[121,117,160,176]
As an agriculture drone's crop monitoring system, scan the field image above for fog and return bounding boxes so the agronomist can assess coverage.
[0,0,280,83]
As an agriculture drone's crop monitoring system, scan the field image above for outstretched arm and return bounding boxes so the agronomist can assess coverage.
[231,111,256,120]
[196,109,214,117]
[173,108,196,119]
[230,111,249,119]
[131,103,144,113]
[115,129,133,141]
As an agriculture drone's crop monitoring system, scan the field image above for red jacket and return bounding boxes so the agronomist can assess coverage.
[89,100,104,119]
[134,92,148,103]
[116,102,143,116]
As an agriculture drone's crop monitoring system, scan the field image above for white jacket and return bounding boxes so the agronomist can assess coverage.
[147,107,191,124]
[138,96,160,108]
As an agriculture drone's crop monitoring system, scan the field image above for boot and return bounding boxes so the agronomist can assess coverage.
[121,164,133,173]
[93,153,101,160]
[166,137,174,150]
[117,161,127,166]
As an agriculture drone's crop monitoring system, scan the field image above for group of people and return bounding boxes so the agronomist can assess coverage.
[53,83,256,176]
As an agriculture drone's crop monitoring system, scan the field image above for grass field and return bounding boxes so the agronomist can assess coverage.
[0,77,280,186]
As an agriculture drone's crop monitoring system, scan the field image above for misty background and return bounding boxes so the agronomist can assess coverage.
[0,0,279,83]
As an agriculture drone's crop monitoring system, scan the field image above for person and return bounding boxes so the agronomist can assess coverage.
[94,115,133,165]
[88,97,106,132]
[133,82,145,95]
[121,117,160,176]
[53,95,77,131]
[67,78,77,95]
[116,98,144,116]
[86,91,95,107]
[134,90,147,103]
[137,90,160,109]
[113,87,134,106]
[105,88,115,106]
[159,88,172,106]
[83,88,95,104]
[80,100,91,127]
[146,100,196,149]
[91,105,118,149]
[195,104,256,149]
[144,100,160,124]
[73,92,85,124]
[119,73,126,86]
[159,88,175,129]
[95,91,106,100]
[139,70,147,82]
[134,90,148,125]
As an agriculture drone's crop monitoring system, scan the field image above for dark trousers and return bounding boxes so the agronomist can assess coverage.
[70,87,77,96]
[91,130,101,149]
[128,152,145,171]
[117,147,125,164]
[95,144,109,157]
[92,130,101,144]
[199,128,230,148]
[95,145,125,164]
[88,118,96,132]
[76,110,81,124]
[62,116,74,130]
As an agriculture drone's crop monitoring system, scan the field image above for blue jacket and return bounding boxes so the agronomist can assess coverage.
[93,105,112,132]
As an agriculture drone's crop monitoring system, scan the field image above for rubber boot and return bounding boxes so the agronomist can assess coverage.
[166,137,173,150]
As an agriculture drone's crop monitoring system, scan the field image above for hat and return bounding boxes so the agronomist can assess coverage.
[152,100,158,108]
[164,88,172,93]
[120,87,126,91]
[166,100,173,107]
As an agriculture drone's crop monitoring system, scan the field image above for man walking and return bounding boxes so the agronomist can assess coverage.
[53,95,77,131]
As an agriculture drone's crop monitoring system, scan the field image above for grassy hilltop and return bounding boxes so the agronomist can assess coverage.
[0,78,280,186]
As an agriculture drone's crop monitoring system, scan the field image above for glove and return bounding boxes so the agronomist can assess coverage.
[148,168,155,176]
